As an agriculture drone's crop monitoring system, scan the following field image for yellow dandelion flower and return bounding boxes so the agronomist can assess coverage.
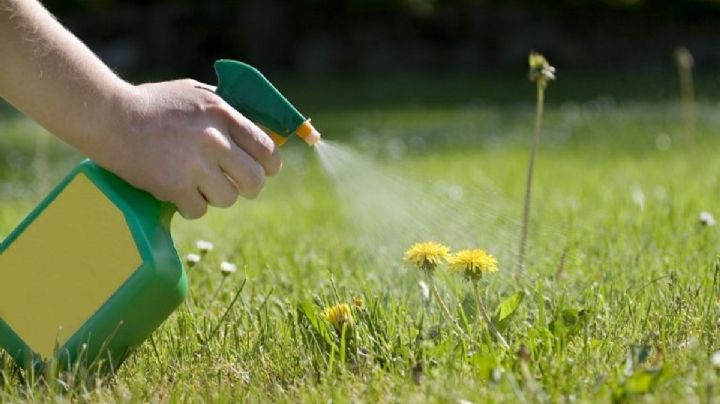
[324,303,354,331]
[448,249,498,281]
[404,242,450,273]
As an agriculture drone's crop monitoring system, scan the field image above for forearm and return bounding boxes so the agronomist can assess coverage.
[0,0,133,154]
[0,0,281,219]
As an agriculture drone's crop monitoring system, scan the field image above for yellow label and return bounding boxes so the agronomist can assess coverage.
[0,174,141,358]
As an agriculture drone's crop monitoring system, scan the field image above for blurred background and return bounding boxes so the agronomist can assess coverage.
[3,0,720,229]
[41,0,720,80]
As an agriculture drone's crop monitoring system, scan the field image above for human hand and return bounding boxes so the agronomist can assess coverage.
[0,0,281,219]
[96,79,282,219]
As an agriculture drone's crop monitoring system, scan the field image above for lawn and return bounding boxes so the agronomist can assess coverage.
[2,73,720,402]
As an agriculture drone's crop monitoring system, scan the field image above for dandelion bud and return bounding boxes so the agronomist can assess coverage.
[352,296,365,310]
[185,253,201,268]
[220,261,237,277]
[196,240,214,255]
[528,51,556,88]
[517,345,530,362]
[674,47,694,70]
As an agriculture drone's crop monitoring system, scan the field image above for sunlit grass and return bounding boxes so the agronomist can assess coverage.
[2,80,720,401]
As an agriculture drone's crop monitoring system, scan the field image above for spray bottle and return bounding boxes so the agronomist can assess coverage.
[0,60,319,371]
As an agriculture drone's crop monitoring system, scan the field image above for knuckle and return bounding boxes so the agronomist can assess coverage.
[199,127,231,152]
[182,78,201,87]
[204,95,229,116]
[203,94,225,112]
[200,126,221,143]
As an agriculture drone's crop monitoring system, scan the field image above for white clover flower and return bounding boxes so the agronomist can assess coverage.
[185,253,201,268]
[711,351,720,369]
[700,212,716,227]
[220,261,237,277]
[631,186,645,210]
[196,240,214,255]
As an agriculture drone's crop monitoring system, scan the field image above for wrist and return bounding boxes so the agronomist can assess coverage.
[84,80,145,172]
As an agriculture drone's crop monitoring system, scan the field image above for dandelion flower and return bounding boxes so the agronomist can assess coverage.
[220,261,237,277]
[185,253,201,268]
[528,51,556,87]
[196,240,214,255]
[453,249,508,348]
[448,249,499,281]
[404,242,450,273]
[324,303,354,331]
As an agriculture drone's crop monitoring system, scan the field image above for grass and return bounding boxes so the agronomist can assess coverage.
[2,74,720,401]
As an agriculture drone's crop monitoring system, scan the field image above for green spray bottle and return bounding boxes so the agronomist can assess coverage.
[0,60,320,371]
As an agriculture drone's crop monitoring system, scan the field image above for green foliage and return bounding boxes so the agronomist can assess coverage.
[492,291,524,331]
[3,75,720,401]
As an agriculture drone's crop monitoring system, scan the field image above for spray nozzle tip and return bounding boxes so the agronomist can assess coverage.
[298,120,322,146]
[304,128,322,146]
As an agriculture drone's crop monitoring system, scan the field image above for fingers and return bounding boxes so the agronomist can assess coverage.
[173,166,244,219]
[175,189,208,219]
[194,83,281,175]
[218,141,266,200]
[172,122,268,219]
[216,101,283,176]
[154,81,282,219]
[198,167,239,208]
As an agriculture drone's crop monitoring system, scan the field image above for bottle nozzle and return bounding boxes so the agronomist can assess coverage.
[296,120,322,146]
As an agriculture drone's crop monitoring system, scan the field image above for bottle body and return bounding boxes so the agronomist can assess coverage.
[0,160,187,371]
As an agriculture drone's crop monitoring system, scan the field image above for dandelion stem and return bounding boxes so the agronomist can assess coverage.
[675,46,696,144]
[427,275,470,341]
[680,69,696,143]
[516,81,544,274]
[472,281,509,349]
